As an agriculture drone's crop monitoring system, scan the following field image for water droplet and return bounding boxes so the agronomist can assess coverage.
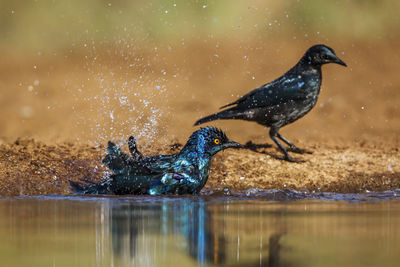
[119,96,128,105]
[20,106,34,118]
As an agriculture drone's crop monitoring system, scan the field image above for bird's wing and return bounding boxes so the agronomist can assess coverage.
[220,74,307,110]
[138,154,178,174]
[102,141,133,173]
[149,158,198,182]
[147,160,199,195]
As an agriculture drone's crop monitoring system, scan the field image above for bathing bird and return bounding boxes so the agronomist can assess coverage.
[194,44,347,161]
[70,127,242,195]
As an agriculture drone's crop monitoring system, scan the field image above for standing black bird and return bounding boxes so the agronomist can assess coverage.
[194,44,347,161]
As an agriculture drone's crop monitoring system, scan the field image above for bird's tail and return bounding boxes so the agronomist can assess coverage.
[69,180,110,194]
[194,108,243,126]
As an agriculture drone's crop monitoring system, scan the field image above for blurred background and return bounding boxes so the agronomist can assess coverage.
[0,0,399,148]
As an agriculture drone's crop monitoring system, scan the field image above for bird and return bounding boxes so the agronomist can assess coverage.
[194,44,347,161]
[70,127,242,195]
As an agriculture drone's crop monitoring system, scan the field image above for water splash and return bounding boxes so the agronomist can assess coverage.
[70,38,170,149]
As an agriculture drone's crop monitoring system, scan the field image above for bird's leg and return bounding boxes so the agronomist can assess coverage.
[276,133,308,154]
[269,128,295,162]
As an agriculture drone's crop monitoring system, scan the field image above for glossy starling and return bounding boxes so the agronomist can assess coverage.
[70,127,242,195]
[194,44,347,161]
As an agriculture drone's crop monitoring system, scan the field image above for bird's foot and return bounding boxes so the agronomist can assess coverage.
[287,146,312,154]
[281,154,306,163]
[284,155,296,162]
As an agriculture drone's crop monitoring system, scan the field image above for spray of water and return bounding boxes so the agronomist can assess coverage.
[69,37,170,150]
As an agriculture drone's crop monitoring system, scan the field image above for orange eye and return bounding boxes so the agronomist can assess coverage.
[214,138,220,145]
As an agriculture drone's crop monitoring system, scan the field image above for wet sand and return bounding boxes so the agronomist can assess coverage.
[0,40,399,196]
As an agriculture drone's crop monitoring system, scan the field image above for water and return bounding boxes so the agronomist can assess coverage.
[1,195,400,267]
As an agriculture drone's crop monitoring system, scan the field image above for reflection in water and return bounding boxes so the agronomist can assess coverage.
[1,197,400,267]
[106,198,287,266]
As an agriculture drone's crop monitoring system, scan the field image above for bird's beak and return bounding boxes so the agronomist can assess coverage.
[222,140,244,150]
[333,55,347,67]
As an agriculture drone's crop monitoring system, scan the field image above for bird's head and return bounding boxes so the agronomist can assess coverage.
[304,44,347,67]
[183,127,243,156]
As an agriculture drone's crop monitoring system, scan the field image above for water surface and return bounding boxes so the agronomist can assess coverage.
[1,194,399,267]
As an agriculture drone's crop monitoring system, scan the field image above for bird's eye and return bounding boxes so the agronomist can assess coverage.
[214,138,220,145]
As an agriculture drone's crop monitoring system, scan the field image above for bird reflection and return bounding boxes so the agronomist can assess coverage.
[107,198,291,266]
